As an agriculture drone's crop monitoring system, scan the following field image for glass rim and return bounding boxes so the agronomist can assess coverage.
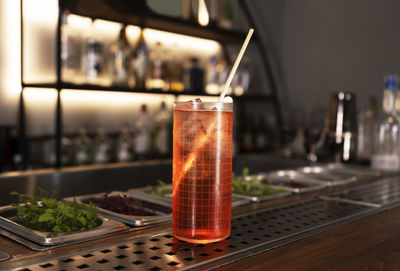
[174,101,233,111]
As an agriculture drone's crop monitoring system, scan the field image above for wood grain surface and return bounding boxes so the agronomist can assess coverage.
[217,205,400,271]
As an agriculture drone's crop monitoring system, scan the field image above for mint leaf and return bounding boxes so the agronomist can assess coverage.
[38,212,54,222]
[10,189,101,233]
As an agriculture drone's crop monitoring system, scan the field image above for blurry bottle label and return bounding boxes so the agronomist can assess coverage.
[240,71,250,93]
[117,142,132,162]
[76,150,89,164]
[113,50,129,84]
[135,133,149,154]
[94,143,110,164]
[153,58,163,79]
[86,40,103,80]
[135,50,148,83]
[61,35,78,69]
[371,155,400,171]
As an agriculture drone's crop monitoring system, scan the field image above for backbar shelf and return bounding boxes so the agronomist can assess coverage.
[21,82,274,101]
[64,0,251,42]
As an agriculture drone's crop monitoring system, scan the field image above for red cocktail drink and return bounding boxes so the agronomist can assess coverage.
[172,100,233,243]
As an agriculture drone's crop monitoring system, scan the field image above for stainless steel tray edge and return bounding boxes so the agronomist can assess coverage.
[65,191,172,227]
[0,205,128,246]
[129,186,252,209]
[264,172,328,193]
[233,190,292,202]
[127,186,173,206]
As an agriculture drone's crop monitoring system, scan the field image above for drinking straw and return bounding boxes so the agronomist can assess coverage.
[173,28,255,196]
[218,28,254,102]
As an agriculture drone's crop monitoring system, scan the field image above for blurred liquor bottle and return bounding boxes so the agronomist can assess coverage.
[110,26,131,87]
[219,0,233,29]
[371,75,400,171]
[183,57,204,92]
[147,42,166,90]
[153,102,172,158]
[168,45,184,92]
[356,96,376,163]
[134,104,152,160]
[133,31,149,89]
[205,56,219,94]
[60,10,81,83]
[116,124,134,163]
[217,58,229,93]
[74,126,93,165]
[93,128,112,164]
[84,22,104,85]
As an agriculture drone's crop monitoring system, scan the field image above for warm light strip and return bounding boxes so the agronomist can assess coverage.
[23,88,58,102]
[143,28,221,56]
[67,14,92,29]
[22,0,58,22]
[126,25,142,44]
[61,89,175,108]
[0,0,21,98]
[92,19,121,35]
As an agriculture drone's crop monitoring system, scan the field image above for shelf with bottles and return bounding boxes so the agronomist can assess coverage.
[63,0,253,43]
[22,9,265,101]
[26,101,173,169]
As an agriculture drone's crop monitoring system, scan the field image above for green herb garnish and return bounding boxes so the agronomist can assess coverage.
[232,168,284,196]
[146,180,172,199]
[10,188,101,233]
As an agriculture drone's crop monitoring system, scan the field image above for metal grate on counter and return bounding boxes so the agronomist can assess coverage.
[9,197,376,271]
[322,177,400,207]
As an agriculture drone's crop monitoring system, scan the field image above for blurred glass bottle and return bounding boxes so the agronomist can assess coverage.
[74,126,93,165]
[219,0,233,29]
[153,102,172,158]
[134,104,152,160]
[205,56,219,94]
[168,46,184,92]
[41,127,55,167]
[234,58,250,96]
[183,57,204,92]
[93,128,111,164]
[110,26,131,87]
[84,22,103,85]
[133,31,149,89]
[371,75,400,171]
[116,124,134,162]
[217,58,228,94]
[61,133,73,166]
[60,10,81,83]
[356,96,376,163]
[206,0,220,25]
[147,42,166,89]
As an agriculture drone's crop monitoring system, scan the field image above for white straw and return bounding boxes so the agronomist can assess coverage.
[218,28,254,102]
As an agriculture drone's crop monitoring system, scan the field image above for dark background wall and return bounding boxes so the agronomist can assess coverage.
[249,0,400,116]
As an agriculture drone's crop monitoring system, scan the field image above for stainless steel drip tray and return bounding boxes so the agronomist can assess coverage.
[4,195,382,271]
[322,177,400,207]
